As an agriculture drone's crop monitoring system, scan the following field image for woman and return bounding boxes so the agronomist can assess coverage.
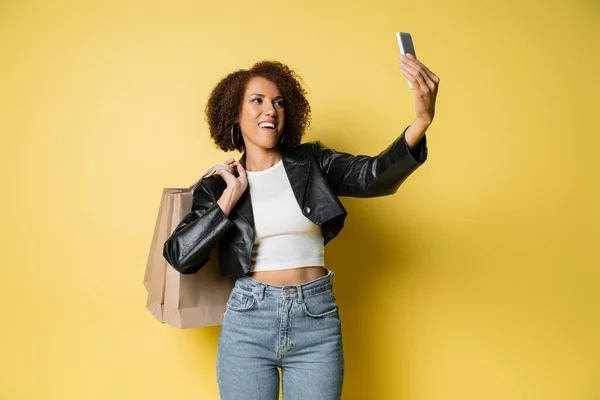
[163,57,439,399]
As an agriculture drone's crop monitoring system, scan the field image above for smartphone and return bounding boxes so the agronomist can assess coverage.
[396,32,416,89]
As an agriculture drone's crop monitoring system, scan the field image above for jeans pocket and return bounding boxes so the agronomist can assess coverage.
[300,288,338,318]
[226,289,256,312]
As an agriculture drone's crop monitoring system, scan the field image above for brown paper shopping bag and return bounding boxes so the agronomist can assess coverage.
[143,188,172,322]
[144,164,235,328]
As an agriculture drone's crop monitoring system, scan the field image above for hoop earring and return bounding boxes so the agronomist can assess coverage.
[278,130,285,144]
[230,123,239,148]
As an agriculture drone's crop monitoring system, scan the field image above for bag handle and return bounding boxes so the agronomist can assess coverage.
[188,163,235,192]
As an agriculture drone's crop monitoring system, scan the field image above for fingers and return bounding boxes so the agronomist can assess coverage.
[214,158,238,177]
[401,64,425,90]
[400,61,433,92]
[222,158,246,178]
[226,159,242,168]
[399,61,422,91]
[401,54,436,81]
[406,54,438,83]
[399,55,428,89]
[224,158,241,170]
[234,161,246,177]
[399,54,439,91]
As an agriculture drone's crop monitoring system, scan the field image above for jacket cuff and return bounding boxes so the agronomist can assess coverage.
[402,125,428,164]
[198,201,234,225]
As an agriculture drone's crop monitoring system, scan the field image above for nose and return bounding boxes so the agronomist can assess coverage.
[264,101,277,116]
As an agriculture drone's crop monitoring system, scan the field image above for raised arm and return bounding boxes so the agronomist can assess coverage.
[312,49,440,198]
[308,124,428,198]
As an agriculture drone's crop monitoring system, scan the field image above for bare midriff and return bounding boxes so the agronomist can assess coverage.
[246,266,326,286]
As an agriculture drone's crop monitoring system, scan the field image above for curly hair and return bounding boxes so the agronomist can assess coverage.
[205,60,311,152]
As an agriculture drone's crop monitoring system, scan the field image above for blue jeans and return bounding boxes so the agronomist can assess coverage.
[216,268,344,400]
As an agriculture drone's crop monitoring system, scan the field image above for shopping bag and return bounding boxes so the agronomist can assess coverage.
[144,163,235,328]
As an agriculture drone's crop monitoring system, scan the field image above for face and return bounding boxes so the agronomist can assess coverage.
[236,76,285,151]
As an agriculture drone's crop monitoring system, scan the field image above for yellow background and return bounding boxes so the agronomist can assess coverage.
[1,0,599,399]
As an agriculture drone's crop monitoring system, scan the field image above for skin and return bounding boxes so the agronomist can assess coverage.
[215,59,440,286]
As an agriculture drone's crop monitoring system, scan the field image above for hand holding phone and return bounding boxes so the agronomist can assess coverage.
[396,32,416,89]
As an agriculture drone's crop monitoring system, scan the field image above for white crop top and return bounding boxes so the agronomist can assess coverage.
[246,158,324,272]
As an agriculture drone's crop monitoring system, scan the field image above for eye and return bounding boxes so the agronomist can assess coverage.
[251,98,284,106]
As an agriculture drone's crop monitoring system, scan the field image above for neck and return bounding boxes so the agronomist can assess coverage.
[242,145,282,172]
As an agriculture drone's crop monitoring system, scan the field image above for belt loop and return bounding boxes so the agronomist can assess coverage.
[257,284,265,301]
[296,284,304,304]
[329,269,335,288]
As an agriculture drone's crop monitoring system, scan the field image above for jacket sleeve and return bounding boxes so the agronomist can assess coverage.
[309,125,428,197]
[162,178,235,274]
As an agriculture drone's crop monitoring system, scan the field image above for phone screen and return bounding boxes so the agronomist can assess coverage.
[396,32,416,58]
[396,32,416,88]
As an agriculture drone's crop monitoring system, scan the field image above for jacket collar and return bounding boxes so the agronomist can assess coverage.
[234,145,310,227]
[237,144,308,169]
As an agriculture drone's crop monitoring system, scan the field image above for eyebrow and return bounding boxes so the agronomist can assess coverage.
[249,93,284,100]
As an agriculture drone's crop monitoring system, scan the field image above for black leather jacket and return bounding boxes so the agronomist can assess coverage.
[163,125,428,276]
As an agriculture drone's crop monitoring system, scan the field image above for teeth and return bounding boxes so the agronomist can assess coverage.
[259,122,275,129]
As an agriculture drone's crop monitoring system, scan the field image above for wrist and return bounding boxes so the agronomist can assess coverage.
[404,119,430,152]
[217,190,234,216]
[414,116,433,129]
[223,187,241,201]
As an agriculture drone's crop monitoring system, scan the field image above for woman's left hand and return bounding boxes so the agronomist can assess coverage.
[399,53,440,124]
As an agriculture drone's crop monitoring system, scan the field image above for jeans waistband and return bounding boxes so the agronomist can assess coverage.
[233,268,335,300]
